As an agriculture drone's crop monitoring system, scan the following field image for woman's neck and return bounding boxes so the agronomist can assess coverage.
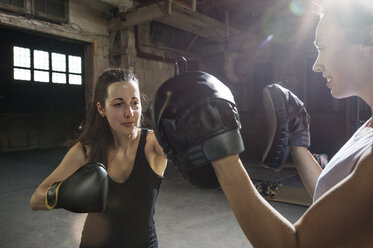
[112,127,141,148]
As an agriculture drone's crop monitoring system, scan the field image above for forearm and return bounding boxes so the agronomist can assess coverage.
[30,184,50,211]
[291,147,322,197]
[212,155,297,248]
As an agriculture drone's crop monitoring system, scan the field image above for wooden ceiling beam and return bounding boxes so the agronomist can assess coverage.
[108,3,166,31]
[108,1,245,41]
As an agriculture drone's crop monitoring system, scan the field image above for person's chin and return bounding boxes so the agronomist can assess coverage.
[124,126,140,136]
[124,126,135,133]
[114,126,132,135]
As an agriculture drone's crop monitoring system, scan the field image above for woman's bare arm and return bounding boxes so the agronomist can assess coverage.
[212,155,297,248]
[29,142,87,210]
[291,147,322,197]
[211,147,373,248]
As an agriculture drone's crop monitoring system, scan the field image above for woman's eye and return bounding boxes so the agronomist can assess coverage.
[131,101,140,107]
[114,103,123,107]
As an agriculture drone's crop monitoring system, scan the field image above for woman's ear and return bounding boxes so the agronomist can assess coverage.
[96,102,105,117]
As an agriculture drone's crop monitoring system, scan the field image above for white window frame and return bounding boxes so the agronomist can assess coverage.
[12,45,83,86]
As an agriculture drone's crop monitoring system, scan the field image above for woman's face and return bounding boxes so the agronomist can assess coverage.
[312,15,372,99]
[98,80,142,137]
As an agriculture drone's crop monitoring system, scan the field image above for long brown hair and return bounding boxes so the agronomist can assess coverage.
[75,68,139,165]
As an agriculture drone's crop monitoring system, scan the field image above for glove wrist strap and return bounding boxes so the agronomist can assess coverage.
[45,181,62,209]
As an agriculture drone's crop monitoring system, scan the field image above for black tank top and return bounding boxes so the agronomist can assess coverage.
[80,129,164,248]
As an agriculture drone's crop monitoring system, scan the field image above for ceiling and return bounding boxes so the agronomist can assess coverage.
[98,0,307,36]
[95,0,314,54]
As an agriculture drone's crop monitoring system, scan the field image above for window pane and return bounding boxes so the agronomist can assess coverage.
[68,55,82,74]
[52,52,66,72]
[13,0,24,8]
[69,74,82,85]
[14,68,31,81]
[0,0,23,7]
[34,0,43,12]
[55,1,66,18]
[52,72,66,84]
[13,46,31,68]
[34,50,49,70]
[46,0,54,16]
[34,70,49,82]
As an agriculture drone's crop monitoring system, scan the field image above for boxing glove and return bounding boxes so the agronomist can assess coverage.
[262,83,310,170]
[45,162,108,213]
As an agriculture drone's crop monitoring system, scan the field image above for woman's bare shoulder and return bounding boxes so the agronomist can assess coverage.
[62,142,89,166]
[294,146,373,247]
[149,129,167,153]
[144,129,167,175]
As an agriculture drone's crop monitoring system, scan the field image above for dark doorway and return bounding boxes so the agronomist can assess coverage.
[0,26,86,151]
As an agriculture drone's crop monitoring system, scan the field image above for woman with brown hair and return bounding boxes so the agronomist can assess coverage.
[30,68,167,247]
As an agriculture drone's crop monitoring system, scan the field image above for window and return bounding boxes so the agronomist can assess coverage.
[12,45,83,85]
[51,52,66,84]
[33,0,67,22]
[0,0,25,12]
[0,0,68,23]
[68,55,82,85]
[34,49,49,82]
[13,46,31,80]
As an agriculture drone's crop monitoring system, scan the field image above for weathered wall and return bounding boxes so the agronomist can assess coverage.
[1,1,365,157]
[113,23,195,112]
[0,1,110,151]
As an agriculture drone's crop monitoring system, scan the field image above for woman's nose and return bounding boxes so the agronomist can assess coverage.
[124,105,133,117]
[312,53,324,73]
[312,60,322,73]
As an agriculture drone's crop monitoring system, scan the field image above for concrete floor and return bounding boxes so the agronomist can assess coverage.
[0,148,308,248]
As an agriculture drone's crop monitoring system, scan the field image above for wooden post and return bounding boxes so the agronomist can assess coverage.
[93,38,98,56]
[166,0,172,15]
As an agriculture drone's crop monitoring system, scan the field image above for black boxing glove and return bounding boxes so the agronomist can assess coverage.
[46,162,108,213]
[262,83,310,170]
